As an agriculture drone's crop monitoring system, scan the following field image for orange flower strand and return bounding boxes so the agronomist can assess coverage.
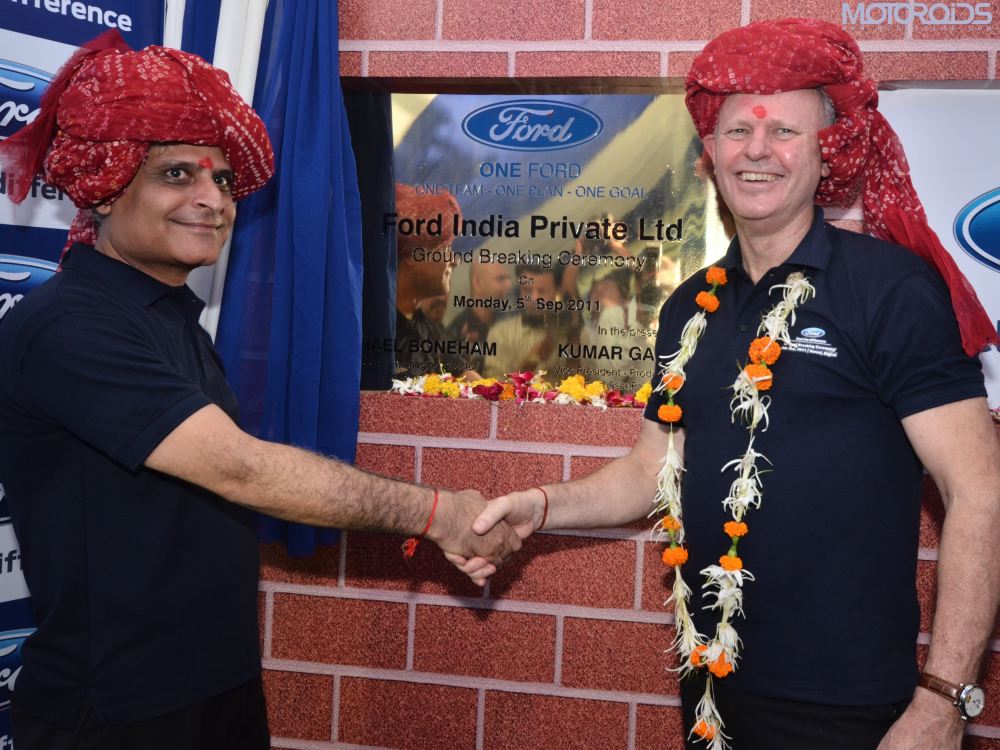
[719,555,743,571]
[690,644,708,666]
[662,546,689,566]
[708,654,734,679]
[658,404,682,423]
[743,363,773,391]
[661,515,682,532]
[705,266,728,287]
[695,291,720,313]
[661,372,685,392]
[499,383,516,401]
[723,521,748,538]
[693,720,717,740]
[748,336,782,365]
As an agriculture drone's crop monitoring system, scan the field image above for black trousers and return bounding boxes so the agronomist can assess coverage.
[681,673,910,750]
[11,677,270,750]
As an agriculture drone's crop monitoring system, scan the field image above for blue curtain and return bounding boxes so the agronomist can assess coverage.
[180,0,221,62]
[214,0,363,556]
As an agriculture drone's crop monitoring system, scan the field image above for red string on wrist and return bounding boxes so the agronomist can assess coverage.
[534,486,549,531]
[402,489,439,558]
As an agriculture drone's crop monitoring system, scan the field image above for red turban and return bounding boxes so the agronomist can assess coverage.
[686,17,997,356]
[0,29,274,249]
[394,183,462,257]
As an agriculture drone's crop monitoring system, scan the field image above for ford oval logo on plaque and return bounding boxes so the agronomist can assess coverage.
[462,100,604,152]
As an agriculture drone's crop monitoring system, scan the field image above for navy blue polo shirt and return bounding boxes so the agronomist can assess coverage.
[0,244,260,727]
[644,209,985,705]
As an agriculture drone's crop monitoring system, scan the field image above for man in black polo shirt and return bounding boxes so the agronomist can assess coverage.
[458,18,1000,750]
[0,32,519,750]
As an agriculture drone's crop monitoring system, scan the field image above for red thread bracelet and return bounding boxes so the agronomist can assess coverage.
[402,489,439,558]
[534,486,549,531]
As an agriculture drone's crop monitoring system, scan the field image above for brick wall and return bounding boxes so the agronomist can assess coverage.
[260,394,1000,748]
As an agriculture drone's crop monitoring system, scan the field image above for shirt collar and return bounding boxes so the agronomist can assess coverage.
[721,206,832,274]
[60,243,206,317]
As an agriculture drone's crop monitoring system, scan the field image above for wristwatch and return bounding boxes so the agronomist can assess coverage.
[918,671,986,720]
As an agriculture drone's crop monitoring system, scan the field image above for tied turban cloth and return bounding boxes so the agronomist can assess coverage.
[0,29,274,250]
[685,17,997,356]
[394,183,463,257]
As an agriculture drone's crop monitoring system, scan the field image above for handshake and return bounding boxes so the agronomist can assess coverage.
[422,487,549,587]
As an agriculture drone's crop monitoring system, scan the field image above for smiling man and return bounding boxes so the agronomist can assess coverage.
[459,18,1000,750]
[0,31,519,750]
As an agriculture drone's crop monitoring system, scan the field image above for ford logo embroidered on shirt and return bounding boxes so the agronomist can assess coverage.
[462,100,604,151]
[955,187,1000,272]
[800,327,826,338]
[0,255,58,323]
[0,629,32,710]
[0,60,52,141]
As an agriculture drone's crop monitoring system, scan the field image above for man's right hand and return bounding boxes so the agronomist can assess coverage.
[427,489,522,584]
[443,488,548,585]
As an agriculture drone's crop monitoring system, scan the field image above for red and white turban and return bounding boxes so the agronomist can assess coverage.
[0,29,274,249]
[686,17,996,356]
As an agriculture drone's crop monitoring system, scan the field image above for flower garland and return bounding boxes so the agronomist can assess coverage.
[391,369,652,410]
[650,266,815,750]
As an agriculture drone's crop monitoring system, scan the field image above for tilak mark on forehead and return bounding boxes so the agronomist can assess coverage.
[752,106,767,119]
[198,157,214,170]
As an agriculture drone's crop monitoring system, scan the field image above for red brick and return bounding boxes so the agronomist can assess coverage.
[271,594,407,668]
[359,391,492,438]
[443,0,585,40]
[369,52,509,78]
[258,592,266,654]
[260,541,340,586]
[918,558,936,633]
[667,51,700,79]
[354,443,416,482]
[339,51,361,76]
[343,530,484,597]
[753,0,905,40]
[968,736,1000,750]
[593,0,740,41]
[635,704,686,750]
[421,447,563,498]
[263,669,333,741]
[562,618,679,694]
[490,534,636,608]
[515,52,661,77]
[865,52,988,82]
[414,606,557,681]
[912,7,1000,40]
[484,692,630,749]
[920,475,945,549]
[339,678,478,748]
[830,218,864,234]
[570,455,614,480]
[977,651,1000,726]
[340,0,437,40]
[642,541,677,612]
[496,400,643,446]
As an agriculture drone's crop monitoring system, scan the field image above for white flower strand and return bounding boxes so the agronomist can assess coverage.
[654,270,814,750]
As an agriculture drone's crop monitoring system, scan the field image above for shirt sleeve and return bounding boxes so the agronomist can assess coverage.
[14,309,212,472]
[867,266,986,419]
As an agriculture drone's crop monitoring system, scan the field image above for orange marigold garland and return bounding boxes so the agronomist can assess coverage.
[649,270,815,750]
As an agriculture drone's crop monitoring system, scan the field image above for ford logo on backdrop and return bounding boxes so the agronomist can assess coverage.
[955,187,1000,272]
[0,60,52,140]
[0,255,58,323]
[462,100,604,151]
[0,629,31,710]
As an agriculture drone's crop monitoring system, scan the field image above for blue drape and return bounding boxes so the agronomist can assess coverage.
[214,0,363,556]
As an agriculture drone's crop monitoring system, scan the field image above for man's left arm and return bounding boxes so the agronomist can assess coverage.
[879,396,1000,749]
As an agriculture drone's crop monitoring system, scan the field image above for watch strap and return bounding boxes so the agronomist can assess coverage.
[918,672,962,703]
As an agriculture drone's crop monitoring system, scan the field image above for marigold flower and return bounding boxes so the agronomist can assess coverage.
[661,372,685,392]
[662,545,689,566]
[719,554,743,571]
[690,644,708,666]
[723,521,748,538]
[693,720,717,740]
[585,380,606,398]
[440,382,461,398]
[657,404,682,423]
[661,515,682,532]
[695,291,720,313]
[634,382,652,405]
[708,653,733,678]
[499,383,516,401]
[705,266,728,287]
[748,336,782,365]
[743,363,773,391]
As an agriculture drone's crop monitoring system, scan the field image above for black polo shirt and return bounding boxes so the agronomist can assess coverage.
[0,244,260,727]
[644,209,985,705]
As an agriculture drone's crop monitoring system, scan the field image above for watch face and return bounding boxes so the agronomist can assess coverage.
[961,685,986,718]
